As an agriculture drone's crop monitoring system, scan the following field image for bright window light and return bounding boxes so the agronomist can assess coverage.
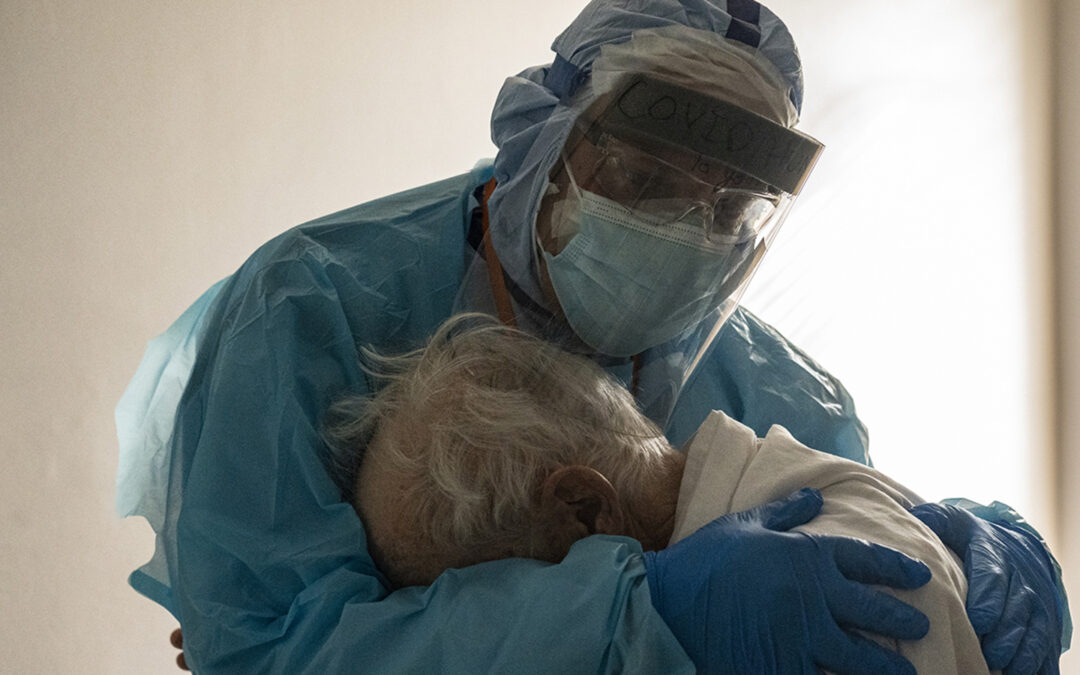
[743,1,1046,523]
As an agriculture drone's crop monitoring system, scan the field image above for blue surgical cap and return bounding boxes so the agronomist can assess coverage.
[487,0,804,305]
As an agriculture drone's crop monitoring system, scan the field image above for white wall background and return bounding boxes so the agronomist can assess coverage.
[745,3,1054,520]
[1,1,1073,672]
[1055,2,1080,670]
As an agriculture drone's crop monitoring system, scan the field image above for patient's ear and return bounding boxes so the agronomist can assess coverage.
[540,465,626,538]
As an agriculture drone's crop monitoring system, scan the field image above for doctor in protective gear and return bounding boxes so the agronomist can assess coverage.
[116,0,1069,673]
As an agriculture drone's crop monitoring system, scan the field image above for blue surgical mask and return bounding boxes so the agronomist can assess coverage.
[542,186,762,357]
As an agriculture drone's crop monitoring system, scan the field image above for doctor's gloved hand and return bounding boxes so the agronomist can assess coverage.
[642,488,931,675]
[911,502,1062,674]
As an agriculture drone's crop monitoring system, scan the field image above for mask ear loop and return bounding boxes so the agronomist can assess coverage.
[560,151,585,200]
[676,201,716,237]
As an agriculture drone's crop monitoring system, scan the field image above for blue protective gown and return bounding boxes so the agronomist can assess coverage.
[116,161,878,672]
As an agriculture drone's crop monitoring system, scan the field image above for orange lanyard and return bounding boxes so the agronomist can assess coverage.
[479,178,641,396]
[480,178,517,329]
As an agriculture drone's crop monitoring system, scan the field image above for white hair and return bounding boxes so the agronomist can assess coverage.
[323,313,675,575]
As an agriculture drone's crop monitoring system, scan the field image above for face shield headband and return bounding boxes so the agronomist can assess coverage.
[589,74,823,196]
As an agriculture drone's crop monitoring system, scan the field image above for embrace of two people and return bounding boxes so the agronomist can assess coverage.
[123,0,1067,672]
[329,313,1010,674]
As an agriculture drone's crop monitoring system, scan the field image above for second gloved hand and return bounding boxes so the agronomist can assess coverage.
[911,502,1062,675]
[643,487,932,675]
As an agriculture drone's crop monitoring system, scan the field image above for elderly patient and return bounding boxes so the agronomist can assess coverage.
[325,314,992,674]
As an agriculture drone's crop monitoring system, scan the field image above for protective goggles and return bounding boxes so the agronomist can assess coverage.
[575,130,782,245]
[557,73,824,244]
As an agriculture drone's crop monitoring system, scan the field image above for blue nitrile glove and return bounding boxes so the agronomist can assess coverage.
[643,488,932,675]
[911,502,1063,675]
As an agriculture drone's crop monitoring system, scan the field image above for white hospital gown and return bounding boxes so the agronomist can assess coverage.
[670,410,994,675]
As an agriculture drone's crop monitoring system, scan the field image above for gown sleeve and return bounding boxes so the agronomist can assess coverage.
[118,185,692,672]
[666,305,870,464]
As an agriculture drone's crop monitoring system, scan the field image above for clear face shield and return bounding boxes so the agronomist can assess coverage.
[536,74,822,368]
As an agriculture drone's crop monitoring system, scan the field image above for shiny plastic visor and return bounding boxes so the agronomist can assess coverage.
[538,73,823,370]
[587,74,823,195]
[574,130,782,246]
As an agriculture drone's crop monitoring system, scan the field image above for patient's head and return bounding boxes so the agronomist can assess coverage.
[324,314,685,588]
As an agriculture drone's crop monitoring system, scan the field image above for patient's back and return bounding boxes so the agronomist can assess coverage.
[671,410,994,675]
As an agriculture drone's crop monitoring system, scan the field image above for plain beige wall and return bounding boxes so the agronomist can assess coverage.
[1056,0,1080,670]
[1,0,1072,672]
[0,1,584,671]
